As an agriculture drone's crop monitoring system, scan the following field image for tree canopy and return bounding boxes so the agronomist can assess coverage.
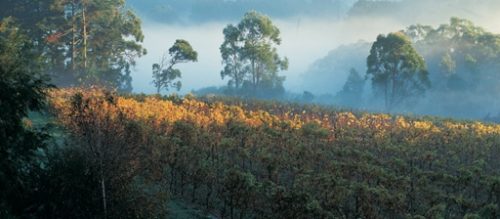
[153,39,198,93]
[367,32,430,110]
[0,0,146,91]
[220,11,288,98]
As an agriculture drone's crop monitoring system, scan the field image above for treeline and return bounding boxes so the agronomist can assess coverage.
[303,18,500,119]
[44,88,500,218]
[0,0,146,91]
[1,2,291,98]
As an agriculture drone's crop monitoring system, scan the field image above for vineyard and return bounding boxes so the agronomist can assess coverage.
[48,88,500,218]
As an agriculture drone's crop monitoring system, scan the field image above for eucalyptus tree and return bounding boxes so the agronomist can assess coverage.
[220,11,288,97]
[50,0,147,91]
[367,32,430,110]
[152,39,198,93]
[0,0,147,91]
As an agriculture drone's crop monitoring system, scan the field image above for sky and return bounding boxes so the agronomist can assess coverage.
[129,0,500,94]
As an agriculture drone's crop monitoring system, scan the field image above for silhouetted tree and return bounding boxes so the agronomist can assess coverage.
[220,11,288,98]
[153,39,198,93]
[367,32,430,110]
[335,68,365,107]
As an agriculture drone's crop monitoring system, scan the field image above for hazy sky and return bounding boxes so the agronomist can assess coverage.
[130,16,402,94]
[129,0,500,94]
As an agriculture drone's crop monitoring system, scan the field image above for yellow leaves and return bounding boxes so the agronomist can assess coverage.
[359,114,392,130]
[395,116,410,129]
[337,112,358,127]
[413,121,434,130]
[48,88,500,143]
[471,122,500,135]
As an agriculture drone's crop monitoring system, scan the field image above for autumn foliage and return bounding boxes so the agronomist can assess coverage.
[48,87,500,218]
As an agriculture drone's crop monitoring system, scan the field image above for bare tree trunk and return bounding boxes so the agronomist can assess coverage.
[101,174,108,219]
[232,55,240,89]
[391,70,397,111]
[82,1,88,72]
[98,132,108,219]
[71,0,77,71]
[251,60,256,91]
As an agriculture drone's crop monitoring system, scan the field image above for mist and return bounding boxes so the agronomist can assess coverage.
[128,0,500,120]
[130,16,403,94]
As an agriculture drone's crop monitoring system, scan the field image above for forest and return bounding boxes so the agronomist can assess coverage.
[1,0,500,218]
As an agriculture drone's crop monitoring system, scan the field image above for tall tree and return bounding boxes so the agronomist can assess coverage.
[335,68,365,107]
[152,39,198,93]
[1,0,147,91]
[367,32,430,110]
[220,11,288,97]
[220,24,247,90]
[50,0,147,91]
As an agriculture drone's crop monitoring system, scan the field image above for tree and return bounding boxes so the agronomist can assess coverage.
[1,0,147,91]
[56,0,147,90]
[367,32,430,110]
[439,52,456,77]
[404,24,433,43]
[153,39,198,93]
[220,11,288,97]
[67,89,157,218]
[335,68,365,108]
[0,18,51,217]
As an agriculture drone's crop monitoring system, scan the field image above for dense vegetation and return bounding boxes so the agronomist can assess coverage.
[1,0,146,91]
[43,88,500,218]
[2,0,500,218]
[0,18,53,217]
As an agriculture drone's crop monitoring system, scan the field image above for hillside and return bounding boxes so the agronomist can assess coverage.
[302,18,500,120]
[47,88,500,218]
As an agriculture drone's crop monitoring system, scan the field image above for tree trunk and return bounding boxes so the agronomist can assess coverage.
[82,1,88,72]
[101,163,108,219]
[391,69,397,111]
[205,184,212,209]
[251,60,256,91]
[101,171,108,219]
[71,1,77,71]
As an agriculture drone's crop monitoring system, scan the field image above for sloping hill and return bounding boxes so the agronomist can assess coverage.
[47,87,500,218]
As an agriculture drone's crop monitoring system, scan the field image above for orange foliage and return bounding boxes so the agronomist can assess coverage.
[48,88,500,143]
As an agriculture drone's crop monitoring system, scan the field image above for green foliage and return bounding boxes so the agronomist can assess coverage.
[54,0,147,90]
[403,17,500,118]
[0,0,146,91]
[0,18,51,217]
[220,11,288,98]
[28,146,102,218]
[153,39,198,93]
[367,32,430,110]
